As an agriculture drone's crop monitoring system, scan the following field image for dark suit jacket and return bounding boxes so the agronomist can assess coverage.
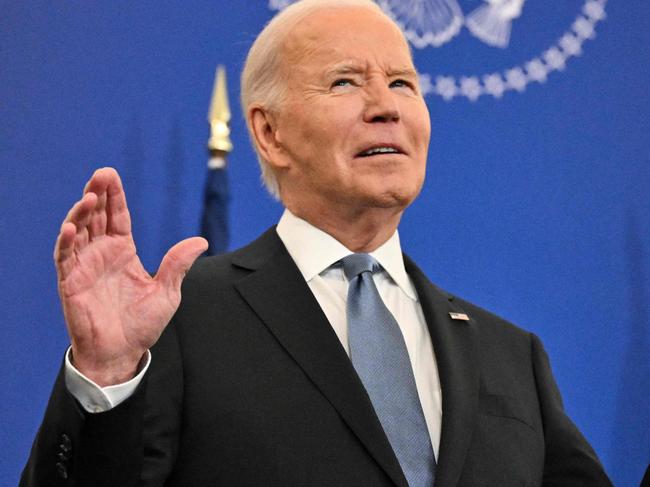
[21,228,612,487]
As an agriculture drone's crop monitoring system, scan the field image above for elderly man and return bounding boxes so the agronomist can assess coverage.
[21,0,612,486]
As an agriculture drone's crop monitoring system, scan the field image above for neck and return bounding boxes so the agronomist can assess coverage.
[286,203,403,253]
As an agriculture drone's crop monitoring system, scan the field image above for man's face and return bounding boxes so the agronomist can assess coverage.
[271,6,431,215]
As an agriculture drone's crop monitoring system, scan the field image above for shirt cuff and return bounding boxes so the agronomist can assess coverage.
[64,347,151,414]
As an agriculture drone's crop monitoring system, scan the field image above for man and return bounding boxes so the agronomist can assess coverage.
[21,0,612,485]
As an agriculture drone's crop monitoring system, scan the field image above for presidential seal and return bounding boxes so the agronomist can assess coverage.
[268,0,608,102]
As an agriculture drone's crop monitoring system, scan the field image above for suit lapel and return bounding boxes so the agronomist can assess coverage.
[405,256,480,487]
[232,229,408,487]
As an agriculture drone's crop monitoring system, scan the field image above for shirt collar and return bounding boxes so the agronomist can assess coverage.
[276,209,417,301]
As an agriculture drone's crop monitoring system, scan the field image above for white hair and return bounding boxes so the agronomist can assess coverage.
[240,0,396,199]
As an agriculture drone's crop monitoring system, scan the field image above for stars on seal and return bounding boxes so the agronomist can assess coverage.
[267,0,293,10]
[525,59,548,84]
[427,0,608,101]
[433,76,458,101]
[559,33,583,57]
[584,0,606,21]
[573,17,596,40]
[418,73,435,97]
[505,67,527,92]
[483,74,506,98]
[543,47,567,71]
[459,77,482,101]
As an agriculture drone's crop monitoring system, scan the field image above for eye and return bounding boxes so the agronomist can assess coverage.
[389,79,414,90]
[331,78,355,89]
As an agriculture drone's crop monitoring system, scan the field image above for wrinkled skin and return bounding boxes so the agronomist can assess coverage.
[54,167,207,385]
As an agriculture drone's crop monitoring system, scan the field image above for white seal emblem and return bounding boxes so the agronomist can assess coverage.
[465,0,526,48]
[376,0,464,48]
[268,0,608,102]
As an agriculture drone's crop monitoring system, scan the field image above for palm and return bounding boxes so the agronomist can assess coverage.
[61,234,168,354]
[55,168,207,385]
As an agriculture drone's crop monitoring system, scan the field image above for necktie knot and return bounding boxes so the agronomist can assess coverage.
[341,253,378,281]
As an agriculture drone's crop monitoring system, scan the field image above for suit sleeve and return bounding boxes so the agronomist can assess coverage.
[20,322,184,487]
[530,333,613,486]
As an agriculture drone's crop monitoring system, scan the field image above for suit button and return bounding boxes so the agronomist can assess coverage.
[56,462,68,479]
[59,434,72,455]
[60,434,72,450]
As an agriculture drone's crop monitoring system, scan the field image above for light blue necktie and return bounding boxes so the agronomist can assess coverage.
[343,253,436,487]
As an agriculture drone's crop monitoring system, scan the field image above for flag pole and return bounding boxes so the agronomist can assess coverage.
[201,65,233,254]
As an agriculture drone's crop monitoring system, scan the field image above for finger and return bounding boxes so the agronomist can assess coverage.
[54,222,78,280]
[55,192,97,279]
[105,170,131,235]
[84,167,132,236]
[62,192,98,251]
[83,170,109,238]
[155,237,209,293]
[63,191,97,226]
[87,191,108,239]
[74,225,90,250]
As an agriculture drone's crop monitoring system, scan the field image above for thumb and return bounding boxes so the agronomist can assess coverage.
[156,237,209,292]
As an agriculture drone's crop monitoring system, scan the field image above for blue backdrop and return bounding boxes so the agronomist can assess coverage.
[1,1,648,485]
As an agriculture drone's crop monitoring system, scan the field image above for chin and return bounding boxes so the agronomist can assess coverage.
[363,187,418,210]
[382,179,423,205]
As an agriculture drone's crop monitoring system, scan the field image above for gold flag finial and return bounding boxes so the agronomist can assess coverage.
[207,65,233,154]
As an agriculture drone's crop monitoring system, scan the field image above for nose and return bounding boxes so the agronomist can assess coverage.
[363,80,400,123]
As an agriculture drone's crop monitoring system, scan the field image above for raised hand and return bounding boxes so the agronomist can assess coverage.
[54,168,208,386]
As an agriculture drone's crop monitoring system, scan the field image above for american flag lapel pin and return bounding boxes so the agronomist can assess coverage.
[449,312,470,321]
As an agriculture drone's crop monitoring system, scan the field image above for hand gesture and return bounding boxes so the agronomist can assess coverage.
[54,168,208,386]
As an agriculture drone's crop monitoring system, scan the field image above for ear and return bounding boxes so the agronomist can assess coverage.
[249,105,291,170]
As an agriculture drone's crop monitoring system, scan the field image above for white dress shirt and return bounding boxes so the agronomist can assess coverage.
[65,209,442,456]
[276,210,441,456]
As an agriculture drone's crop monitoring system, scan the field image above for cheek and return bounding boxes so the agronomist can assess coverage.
[305,121,353,165]
[318,101,362,139]
[416,110,431,140]
[406,101,431,143]
[296,113,337,151]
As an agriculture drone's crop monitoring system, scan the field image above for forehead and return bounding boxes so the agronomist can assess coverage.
[282,7,414,75]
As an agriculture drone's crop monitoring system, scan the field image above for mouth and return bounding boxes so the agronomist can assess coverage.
[355,144,405,158]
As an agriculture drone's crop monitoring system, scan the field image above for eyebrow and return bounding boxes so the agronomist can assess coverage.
[386,68,418,78]
[325,64,365,77]
[325,64,418,79]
